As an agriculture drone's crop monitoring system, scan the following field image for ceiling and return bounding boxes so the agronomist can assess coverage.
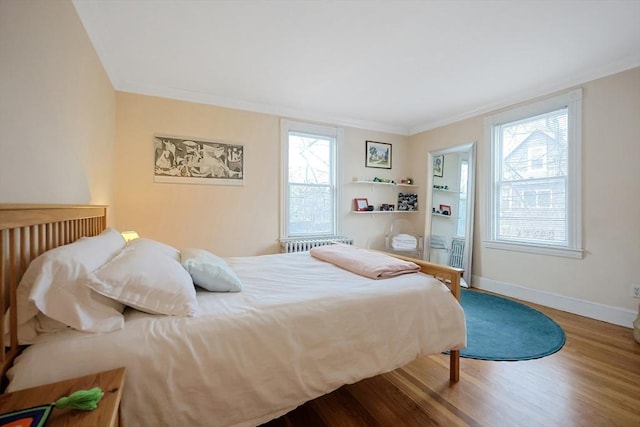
[72,0,640,135]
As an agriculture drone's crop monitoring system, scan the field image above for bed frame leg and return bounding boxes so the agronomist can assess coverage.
[450,350,460,383]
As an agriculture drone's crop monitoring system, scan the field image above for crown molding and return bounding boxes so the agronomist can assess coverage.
[115,82,411,136]
[408,56,640,136]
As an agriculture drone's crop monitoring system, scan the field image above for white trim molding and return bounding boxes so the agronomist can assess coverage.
[471,275,637,328]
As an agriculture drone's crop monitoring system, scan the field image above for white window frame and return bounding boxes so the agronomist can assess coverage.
[484,89,583,259]
[280,119,343,239]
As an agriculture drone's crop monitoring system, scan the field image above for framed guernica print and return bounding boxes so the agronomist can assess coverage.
[154,135,244,186]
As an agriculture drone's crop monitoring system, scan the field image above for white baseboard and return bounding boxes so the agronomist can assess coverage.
[471,275,637,329]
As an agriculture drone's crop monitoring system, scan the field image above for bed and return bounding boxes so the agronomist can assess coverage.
[0,204,465,426]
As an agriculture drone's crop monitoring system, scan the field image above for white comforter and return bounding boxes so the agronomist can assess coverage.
[7,252,466,427]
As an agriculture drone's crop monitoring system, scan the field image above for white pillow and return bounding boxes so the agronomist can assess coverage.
[130,237,181,257]
[85,238,197,316]
[7,228,126,341]
[181,248,242,292]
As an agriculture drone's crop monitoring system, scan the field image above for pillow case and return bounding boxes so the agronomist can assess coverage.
[85,238,197,316]
[8,227,127,342]
[181,248,242,292]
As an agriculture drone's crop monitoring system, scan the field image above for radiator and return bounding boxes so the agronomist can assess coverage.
[280,237,353,253]
[449,238,465,269]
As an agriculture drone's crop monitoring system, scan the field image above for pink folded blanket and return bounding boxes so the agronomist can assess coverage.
[310,244,420,279]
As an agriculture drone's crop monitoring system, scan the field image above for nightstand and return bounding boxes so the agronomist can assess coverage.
[0,367,125,427]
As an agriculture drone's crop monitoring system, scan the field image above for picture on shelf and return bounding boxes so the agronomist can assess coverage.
[354,198,369,211]
[439,204,452,216]
[398,193,418,211]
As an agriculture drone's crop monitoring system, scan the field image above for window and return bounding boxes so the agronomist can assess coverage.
[456,160,469,237]
[280,120,342,238]
[484,89,583,258]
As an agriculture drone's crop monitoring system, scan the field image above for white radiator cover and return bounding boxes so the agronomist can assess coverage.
[280,237,353,253]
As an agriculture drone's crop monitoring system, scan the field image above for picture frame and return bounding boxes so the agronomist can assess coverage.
[433,155,444,177]
[398,193,418,211]
[354,198,369,211]
[366,140,392,169]
[439,204,452,216]
[154,135,244,186]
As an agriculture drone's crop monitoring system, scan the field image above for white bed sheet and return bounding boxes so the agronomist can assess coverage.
[7,252,466,427]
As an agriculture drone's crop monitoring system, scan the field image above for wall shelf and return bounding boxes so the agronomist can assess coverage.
[433,188,460,193]
[351,210,419,214]
[351,180,419,212]
[352,180,417,188]
[432,213,457,219]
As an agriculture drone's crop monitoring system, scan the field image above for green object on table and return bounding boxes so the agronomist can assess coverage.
[54,387,104,411]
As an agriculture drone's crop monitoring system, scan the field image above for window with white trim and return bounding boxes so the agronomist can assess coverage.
[280,120,342,239]
[484,89,583,258]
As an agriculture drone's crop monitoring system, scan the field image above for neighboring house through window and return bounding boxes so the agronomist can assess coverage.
[280,120,343,239]
[484,89,583,258]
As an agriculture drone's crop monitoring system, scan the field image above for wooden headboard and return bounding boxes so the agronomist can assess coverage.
[0,204,107,381]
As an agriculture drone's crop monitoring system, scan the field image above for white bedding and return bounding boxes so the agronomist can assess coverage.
[7,252,466,427]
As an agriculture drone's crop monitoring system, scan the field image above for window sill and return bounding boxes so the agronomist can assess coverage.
[483,240,583,259]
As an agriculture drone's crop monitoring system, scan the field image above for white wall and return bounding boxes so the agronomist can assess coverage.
[0,0,115,205]
[409,67,640,326]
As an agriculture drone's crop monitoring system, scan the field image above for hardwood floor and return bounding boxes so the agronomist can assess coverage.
[262,294,640,427]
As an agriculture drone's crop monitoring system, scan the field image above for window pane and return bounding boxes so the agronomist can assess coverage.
[500,108,568,182]
[288,133,331,185]
[496,107,569,246]
[498,176,567,245]
[288,183,333,235]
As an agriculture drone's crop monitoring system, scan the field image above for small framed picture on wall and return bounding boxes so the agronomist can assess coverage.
[433,155,444,177]
[365,140,392,169]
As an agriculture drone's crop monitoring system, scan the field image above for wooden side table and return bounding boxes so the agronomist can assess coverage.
[0,367,125,427]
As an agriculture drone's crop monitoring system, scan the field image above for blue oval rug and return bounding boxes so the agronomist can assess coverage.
[459,289,566,361]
